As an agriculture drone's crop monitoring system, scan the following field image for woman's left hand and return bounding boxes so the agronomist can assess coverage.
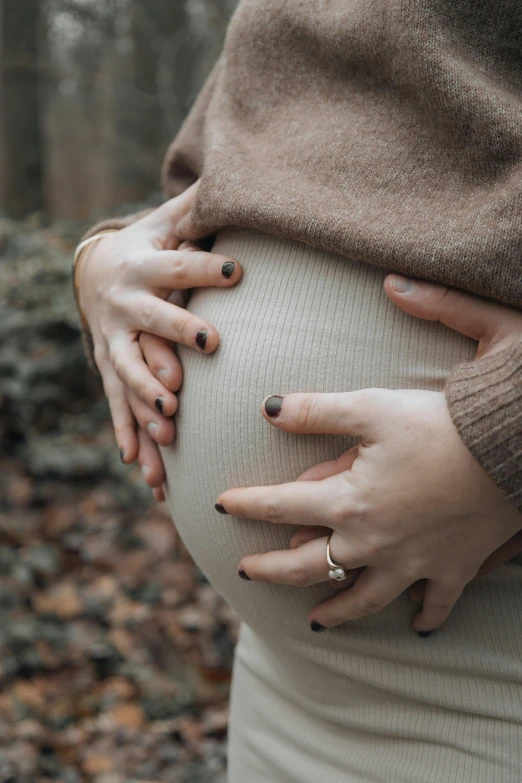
[216,277,522,634]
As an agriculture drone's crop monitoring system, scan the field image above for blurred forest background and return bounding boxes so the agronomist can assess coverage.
[1,0,235,218]
[0,2,239,782]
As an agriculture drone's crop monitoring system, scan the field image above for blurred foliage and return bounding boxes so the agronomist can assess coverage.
[0,205,239,783]
[1,0,237,219]
[0,2,240,781]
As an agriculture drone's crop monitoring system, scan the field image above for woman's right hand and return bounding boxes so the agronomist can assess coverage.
[78,182,242,491]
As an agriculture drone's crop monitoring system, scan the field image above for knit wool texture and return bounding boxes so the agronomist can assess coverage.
[83,0,522,510]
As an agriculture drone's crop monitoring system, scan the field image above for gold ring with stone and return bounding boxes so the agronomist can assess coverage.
[326,533,348,581]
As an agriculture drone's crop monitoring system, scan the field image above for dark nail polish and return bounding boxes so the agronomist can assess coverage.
[119,448,125,463]
[310,621,327,633]
[196,330,208,351]
[155,397,164,414]
[221,261,235,279]
[265,395,284,417]
[417,630,432,638]
[238,568,251,581]
[215,502,228,515]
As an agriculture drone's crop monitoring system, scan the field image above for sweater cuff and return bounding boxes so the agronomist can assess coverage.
[445,338,522,512]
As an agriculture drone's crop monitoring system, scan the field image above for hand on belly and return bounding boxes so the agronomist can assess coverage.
[216,276,522,637]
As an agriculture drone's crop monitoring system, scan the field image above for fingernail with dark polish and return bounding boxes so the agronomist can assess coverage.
[215,502,228,515]
[119,448,125,463]
[265,395,284,418]
[196,330,208,351]
[238,568,251,581]
[221,261,235,278]
[417,630,432,638]
[311,621,327,633]
[155,397,164,414]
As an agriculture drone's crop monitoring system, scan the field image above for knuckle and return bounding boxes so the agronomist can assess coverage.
[443,566,475,586]
[138,383,154,405]
[356,596,385,616]
[93,345,107,370]
[356,387,385,409]
[204,255,217,282]
[109,354,130,389]
[108,345,122,372]
[114,421,132,439]
[103,283,122,311]
[439,286,464,311]
[98,314,113,341]
[116,254,133,276]
[356,387,375,402]
[228,493,247,519]
[350,489,370,520]
[287,563,313,587]
[328,490,360,526]
[139,300,155,330]
[264,496,286,525]
[401,559,426,582]
[174,316,189,342]
[329,500,350,527]
[231,498,245,518]
[171,253,188,282]
[357,532,386,562]
[296,393,322,430]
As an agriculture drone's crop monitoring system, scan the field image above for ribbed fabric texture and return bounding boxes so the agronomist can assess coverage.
[161,229,522,783]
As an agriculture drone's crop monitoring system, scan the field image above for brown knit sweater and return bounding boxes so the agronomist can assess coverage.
[84,0,522,511]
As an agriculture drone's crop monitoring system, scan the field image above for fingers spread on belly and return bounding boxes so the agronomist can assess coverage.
[238,537,363,588]
[309,568,411,629]
[137,427,166,488]
[290,526,331,549]
[239,538,329,586]
[215,479,351,527]
[412,578,464,635]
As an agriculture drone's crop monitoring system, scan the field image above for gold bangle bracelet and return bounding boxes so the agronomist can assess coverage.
[72,229,120,322]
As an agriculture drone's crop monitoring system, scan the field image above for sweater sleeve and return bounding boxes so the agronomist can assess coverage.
[76,55,223,367]
[445,338,522,513]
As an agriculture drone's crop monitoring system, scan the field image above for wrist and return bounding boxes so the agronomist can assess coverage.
[73,229,119,325]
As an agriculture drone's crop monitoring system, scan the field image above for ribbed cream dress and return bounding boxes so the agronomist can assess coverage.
[162,228,522,783]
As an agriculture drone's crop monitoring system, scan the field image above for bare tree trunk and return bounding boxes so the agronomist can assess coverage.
[113,0,188,203]
[0,0,45,217]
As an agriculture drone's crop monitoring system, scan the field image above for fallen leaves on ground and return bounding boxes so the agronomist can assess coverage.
[0,213,239,783]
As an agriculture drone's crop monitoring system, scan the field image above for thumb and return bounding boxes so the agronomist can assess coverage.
[140,181,200,247]
[384,275,522,358]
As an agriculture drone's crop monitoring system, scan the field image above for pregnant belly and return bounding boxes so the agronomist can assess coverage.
[161,228,477,641]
